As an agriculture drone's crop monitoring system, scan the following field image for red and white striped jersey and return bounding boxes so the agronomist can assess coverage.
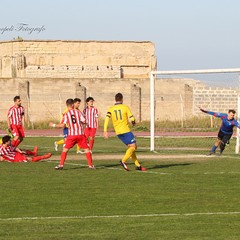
[83,107,99,128]
[62,109,85,136]
[8,106,24,125]
[0,144,16,161]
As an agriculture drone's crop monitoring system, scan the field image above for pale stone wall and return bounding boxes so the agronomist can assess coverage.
[0,40,156,79]
[0,78,238,125]
[0,40,238,125]
[193,87,238,114]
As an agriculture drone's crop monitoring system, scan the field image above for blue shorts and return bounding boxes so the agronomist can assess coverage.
[63,127,68,138]
[117,132,136,145]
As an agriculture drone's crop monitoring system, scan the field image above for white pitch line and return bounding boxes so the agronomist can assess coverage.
[46,161,240,175]
[1,211,240,221]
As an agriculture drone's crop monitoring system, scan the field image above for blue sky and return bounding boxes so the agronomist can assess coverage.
[1,0,240,71]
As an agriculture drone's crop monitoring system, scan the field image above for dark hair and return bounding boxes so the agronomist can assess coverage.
[66,98,74,106]
[74,98,81,103]
[228,109,236,114]
[14,96,20,102]
[2,135,11,144]
[115,93,123,102]
[86,97,94,102]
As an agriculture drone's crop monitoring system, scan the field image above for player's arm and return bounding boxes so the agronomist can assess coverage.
[7,110,12,129]
[127,106,136,126]
[103,111,111,139]
[234,120,240,129]
[80,112,86,125]
[49,122,66,128]
[21,113,25,128]
[95,109,99,128]
[199,107,207,113]
[15,147,23,154]
[199,107,221,118]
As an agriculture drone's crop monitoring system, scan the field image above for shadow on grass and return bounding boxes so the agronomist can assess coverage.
[95,163,122,168]
[147,163,193,170]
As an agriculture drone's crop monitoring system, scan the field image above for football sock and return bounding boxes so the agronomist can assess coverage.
[89,139,94,150]
[32,153,52,162]
[86,152,93,166]
[56,139,64,145]
[122,147,135,163]
[131,151,141,167]
[25,150,35,155]
[211,145,217,152]
[60,152,67,166]
[12,139,21,147]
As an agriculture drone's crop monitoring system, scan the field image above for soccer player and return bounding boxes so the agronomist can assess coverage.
[73,98,85,154]
[55,98,83,153]
[0,135,52,162]
[50,98,94,170]
[103,93,146,171]
[7,96,25,148]
[83,97,99,151]
[54,107,69,152]
[199,107,240,155]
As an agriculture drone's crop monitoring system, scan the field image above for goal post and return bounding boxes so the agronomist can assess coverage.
[149,68,240,153]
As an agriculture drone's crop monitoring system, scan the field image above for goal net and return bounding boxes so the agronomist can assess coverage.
[149,68,240,155]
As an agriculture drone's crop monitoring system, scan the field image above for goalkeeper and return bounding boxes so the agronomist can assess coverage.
[199,107,240,155]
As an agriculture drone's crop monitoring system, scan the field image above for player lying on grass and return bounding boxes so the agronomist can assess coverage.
[0,135,52,162]
[199,107,240,155]
[104,93,146,171]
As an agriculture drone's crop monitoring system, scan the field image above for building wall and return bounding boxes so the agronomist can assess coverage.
[0,77,237,125]
[0,40,156,79]
[0,40,238,125]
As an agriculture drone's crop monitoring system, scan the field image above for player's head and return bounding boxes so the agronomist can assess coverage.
[66,98,74,108]
[2,135,11,145]
[73,98,81,109]
[86,97,94,102]
[115,93,123,102]
[228,109,236,119]
[14,96,21,106]
[86,97,94,106]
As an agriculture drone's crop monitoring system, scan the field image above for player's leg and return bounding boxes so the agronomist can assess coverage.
[31,153,52,162]
[78,135,94,169]
[208,138,221,155]
[54,127,68,151]
[129,143,147,171]
[118,132,136,171]
[55,136,74,170]
[219,134,232,155]
[76,128,90,154]
[208,130,223,155]
[54,139,64,151]
[13,152,28,162]
[24,146,38,156]
[89,128,97,151]
[11,125,21,147]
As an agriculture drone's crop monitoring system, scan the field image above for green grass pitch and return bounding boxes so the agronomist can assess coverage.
[0,136,240,239]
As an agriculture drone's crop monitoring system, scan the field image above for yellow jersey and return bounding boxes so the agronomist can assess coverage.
[61,107,69,127]
[104,103,135,135]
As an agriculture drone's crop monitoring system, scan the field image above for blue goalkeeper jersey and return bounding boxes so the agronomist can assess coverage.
[205,111,240,134]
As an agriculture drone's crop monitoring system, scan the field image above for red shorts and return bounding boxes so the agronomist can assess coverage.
[84,128,97,138]
[64,135,89,149]
[13,152,27,162]
[11,125,25,138]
